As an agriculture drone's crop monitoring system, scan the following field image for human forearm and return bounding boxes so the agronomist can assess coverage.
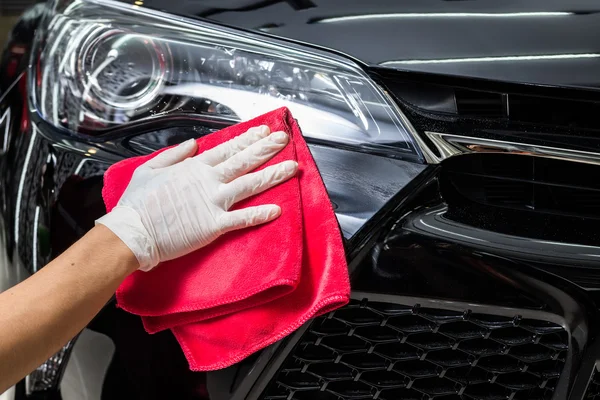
[0,225,137,392]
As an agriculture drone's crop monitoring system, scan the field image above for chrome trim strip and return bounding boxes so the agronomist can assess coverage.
[423,131,600,165]
[406,205,600,269]
[32,206,40,272]
[393,106,439,163]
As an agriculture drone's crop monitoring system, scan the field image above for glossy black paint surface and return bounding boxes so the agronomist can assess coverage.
[337,166,597,400]
[134,0,600,89]
[2,2,600,400]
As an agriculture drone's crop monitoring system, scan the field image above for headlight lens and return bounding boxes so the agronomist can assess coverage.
[34,0,420,159]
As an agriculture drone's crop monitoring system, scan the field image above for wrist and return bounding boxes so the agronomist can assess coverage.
[95,206,160,271]
[89,224,140,275]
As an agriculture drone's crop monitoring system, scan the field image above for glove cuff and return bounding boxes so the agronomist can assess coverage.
[96,206,160,272]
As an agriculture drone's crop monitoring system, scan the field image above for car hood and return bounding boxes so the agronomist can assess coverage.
[133,0,600,90]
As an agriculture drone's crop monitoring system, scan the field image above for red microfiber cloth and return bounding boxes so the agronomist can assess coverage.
[102,107,350,371]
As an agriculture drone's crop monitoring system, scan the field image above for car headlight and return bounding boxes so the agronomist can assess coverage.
[32,0,421,160]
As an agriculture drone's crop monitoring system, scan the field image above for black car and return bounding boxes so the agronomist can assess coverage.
[2,1,600,399]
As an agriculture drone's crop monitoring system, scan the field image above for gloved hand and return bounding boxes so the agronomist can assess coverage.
[96,126,298,271]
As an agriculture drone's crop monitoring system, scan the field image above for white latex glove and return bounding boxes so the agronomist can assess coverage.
[96,126,298,271]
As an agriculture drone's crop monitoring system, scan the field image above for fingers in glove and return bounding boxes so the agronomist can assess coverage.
[195,125,270,167]
[219,204,281,232]
[143,139,198,169]
[214,131,289,183]
[220,160,298,208]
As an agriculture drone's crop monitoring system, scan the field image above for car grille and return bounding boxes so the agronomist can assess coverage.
[586,369,600,399]
[444,154,600,221]
[261,299,568,400]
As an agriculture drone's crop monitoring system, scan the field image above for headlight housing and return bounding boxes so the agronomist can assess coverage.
[33,0,421,160]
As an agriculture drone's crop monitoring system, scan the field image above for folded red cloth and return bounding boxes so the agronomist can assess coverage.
[102,107,350,371]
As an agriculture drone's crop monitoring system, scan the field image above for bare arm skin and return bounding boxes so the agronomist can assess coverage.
[0,225,138,393]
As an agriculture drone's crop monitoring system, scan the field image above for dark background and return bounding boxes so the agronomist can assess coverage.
[0,0,39,46]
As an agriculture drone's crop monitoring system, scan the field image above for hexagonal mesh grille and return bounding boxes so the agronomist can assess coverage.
[261,299,568,400]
